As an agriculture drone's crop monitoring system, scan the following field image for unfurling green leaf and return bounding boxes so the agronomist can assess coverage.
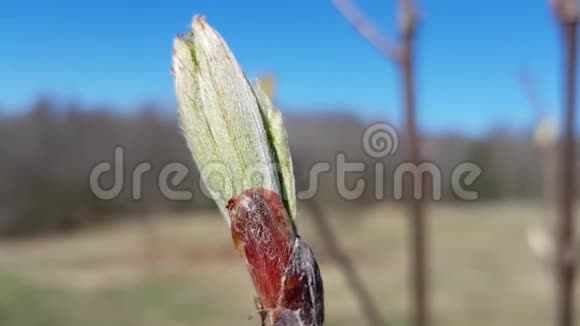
[172,16,297,226]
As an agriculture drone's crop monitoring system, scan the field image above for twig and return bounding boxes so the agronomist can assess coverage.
[399,4,428,326]
[304,199,387,326]
[516,70,557,212]
[517,70,559,267]
[332,1,429,326]
[516,70,555,201]
[552,1,579,326]
[517,71,548,122]
[332,0,403,62]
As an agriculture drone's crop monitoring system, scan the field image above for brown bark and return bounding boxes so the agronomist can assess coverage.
[400,21,429,326]
[555,19,577,326]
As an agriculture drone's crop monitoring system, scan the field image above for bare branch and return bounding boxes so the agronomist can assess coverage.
[398,0,419,36]
[517,70,548,122]
[551,0,580,23]
[304,200,387,326]
[397,1,428,326]
[333,1,429,325]
[332,0,403,62]
[552,1,579,325]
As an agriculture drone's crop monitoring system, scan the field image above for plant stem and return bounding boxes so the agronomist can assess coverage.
[400,20,429,326]
[305,200,387,326]
[332,1,428,324]
[556,18,577,326]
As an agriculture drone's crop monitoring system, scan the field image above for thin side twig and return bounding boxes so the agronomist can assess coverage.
[332,0,403,62]
[517,71,549,122]
[516,71,554,204]
[516,70,559,267]
[305,200,387,326]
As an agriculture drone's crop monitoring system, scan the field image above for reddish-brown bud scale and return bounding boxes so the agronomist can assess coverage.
[228,188,324,326]
[228,188,295,308]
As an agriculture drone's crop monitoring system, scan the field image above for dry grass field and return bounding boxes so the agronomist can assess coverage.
[0,202,575,325]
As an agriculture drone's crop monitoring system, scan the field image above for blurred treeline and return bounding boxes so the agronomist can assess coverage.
[0,98,545,237]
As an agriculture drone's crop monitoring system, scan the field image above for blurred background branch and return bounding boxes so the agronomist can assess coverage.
[303,199,388,326]
[333,1,429,326]
[551,1,579,326]
[517,70,558,267]
[331,0,403,62]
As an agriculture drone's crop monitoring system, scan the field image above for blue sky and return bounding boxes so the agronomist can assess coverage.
[0,0,570,134]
